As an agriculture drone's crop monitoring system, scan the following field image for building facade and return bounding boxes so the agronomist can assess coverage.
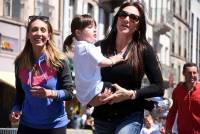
[143,0,174,88]
[189,0,200,68]
[170,0,190,82]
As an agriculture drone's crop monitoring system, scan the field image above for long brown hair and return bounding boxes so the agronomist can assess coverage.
[15,16,65,70]
[102,2,153,80]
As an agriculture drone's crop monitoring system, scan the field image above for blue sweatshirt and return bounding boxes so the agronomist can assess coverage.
[12,54,74,129]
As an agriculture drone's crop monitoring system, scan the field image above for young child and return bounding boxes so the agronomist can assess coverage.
[140,112,160,134]
[65,14,124,105]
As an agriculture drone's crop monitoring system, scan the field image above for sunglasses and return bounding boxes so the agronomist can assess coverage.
[118,10,140,23]
[28,15,49,23]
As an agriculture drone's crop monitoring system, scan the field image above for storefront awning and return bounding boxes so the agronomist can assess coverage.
[0,71,15,86]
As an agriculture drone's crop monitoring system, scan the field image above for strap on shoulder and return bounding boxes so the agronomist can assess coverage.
[122,44,132,59]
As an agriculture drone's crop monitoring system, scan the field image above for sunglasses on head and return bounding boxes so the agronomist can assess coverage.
[118,10,140,23]
[28,15,49,23]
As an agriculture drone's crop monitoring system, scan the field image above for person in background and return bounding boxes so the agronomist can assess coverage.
[89,1,164,134]
[70,110,82,129]
[9,15,74,134]
[140,112,160,134]
[165,62,200,134]
[65,14,124,105]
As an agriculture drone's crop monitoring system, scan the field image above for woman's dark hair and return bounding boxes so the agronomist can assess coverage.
[101,1,151,80]
[63,14,96,52]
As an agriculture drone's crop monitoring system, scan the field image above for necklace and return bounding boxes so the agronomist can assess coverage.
[114,45,128,55]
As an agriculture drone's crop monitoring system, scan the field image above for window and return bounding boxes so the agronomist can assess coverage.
[197,18,199,66]
[178,27,181,56]
[173,0,176,13]
[165,47,168,64]
[197,18,199,50]
[178,45,181,56]
[191,13,194,62]
[148,0,152,20]
[69,0,75,29]
[87,3,94,17]
[3,0,12,17]
[178,65,181,82]
[3,0,21,20]
[184,30,187,58]
[103,10,110,35]
[184,0,187,20]
[171,63,174,68]
[171,42,175,54]
[171,30,175,54]
[184,48,187,58]
[35,0,54,17]
[179,0,182,17]
[199,18,200,68]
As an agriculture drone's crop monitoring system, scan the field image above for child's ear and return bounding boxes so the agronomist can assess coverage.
[75,29,81,37]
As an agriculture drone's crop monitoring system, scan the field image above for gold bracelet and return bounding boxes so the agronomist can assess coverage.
[109,58,114,67]
[130,90,136,100]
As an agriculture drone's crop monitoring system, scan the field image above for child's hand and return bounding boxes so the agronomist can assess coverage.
[109,53,124,65]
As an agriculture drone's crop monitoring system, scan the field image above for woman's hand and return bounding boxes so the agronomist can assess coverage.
[89,88,113,106]
[102,84,135,104]
[30,86,57,98]
[9,111,21,123]
[165,129,172,134]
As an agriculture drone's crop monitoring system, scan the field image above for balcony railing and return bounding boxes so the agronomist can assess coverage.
[153,8,173,34]
[0,128,17,134]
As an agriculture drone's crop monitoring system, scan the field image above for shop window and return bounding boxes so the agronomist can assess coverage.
[0,35,18,54]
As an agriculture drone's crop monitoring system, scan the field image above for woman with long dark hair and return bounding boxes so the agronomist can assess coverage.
[89,2,164,134]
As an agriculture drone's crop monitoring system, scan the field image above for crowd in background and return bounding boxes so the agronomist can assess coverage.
[65,96,175,134]
[66,105,95,132]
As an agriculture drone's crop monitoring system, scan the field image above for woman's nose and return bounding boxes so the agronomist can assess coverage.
[36,30,42,35]
[123,16,131,23]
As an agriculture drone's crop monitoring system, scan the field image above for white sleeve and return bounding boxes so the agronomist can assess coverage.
[86,44,105,64]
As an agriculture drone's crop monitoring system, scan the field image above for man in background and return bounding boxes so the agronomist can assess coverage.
[165,63,200,134]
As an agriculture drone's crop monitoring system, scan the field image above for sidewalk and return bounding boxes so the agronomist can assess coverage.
[67,129,93,134]
[0,128,93,134]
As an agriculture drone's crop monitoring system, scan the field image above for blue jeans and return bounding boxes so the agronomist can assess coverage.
[94,111,144,134]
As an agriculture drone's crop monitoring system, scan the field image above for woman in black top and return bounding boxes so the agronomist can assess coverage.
[89,2,164,134]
